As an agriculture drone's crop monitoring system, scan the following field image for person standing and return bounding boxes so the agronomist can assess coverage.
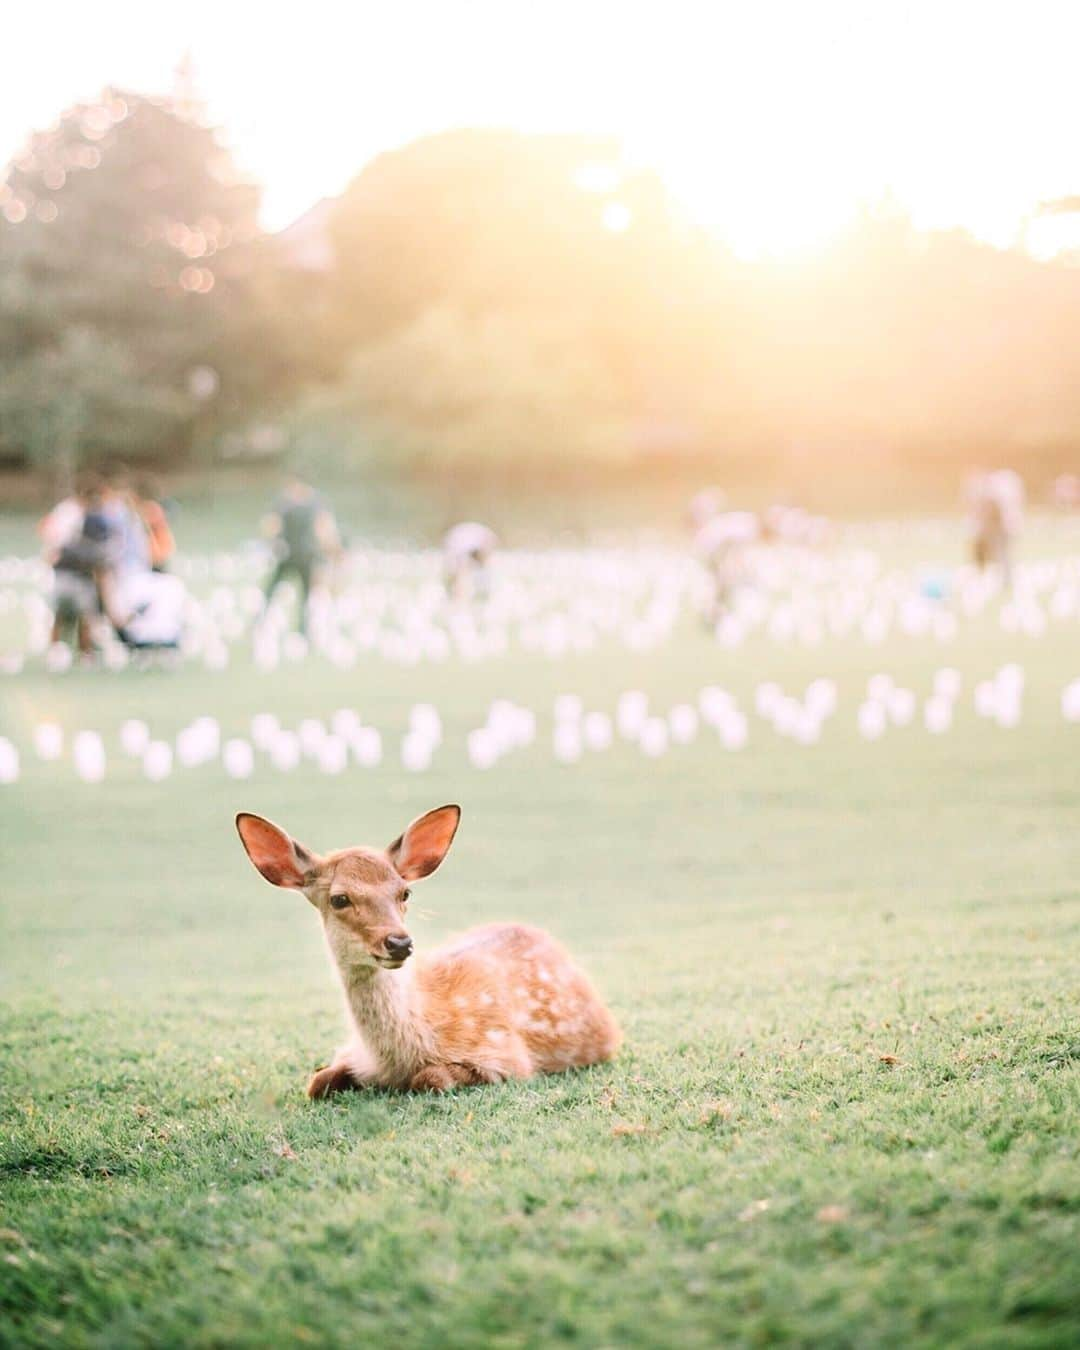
[442,521,498,602]
[262,476,341,634]
[44,472,103,657]
[694,510,760,622]
[967,469,1023,587]
[38,475,91,566]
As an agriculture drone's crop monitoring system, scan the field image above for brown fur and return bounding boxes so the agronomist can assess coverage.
[235,806,621,1095]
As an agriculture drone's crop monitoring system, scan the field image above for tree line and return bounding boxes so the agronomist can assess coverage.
[2,88,1078,490]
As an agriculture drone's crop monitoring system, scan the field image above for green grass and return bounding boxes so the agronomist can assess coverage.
[1,517,1079,1347]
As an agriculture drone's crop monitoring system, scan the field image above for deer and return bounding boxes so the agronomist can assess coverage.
[235,805,621,1095]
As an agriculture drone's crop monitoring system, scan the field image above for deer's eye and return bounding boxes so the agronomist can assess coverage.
[400,889,411,906]
[330,894,351,911]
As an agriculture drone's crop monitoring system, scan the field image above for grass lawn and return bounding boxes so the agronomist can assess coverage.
[1,515,1079,1347]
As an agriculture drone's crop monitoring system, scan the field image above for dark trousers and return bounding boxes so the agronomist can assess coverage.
[265,556,316,633]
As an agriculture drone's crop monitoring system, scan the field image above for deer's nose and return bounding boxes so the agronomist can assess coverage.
[384,934,413,960]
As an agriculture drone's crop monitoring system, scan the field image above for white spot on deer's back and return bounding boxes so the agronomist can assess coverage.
[486,1028,505,1043]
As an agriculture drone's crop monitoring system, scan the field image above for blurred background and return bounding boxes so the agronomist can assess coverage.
[3,0,1080,531]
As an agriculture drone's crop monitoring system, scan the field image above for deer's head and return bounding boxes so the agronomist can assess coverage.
[236,805,461,971]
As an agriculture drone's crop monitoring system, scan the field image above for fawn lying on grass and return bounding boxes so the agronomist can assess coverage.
[235,805,621,1095]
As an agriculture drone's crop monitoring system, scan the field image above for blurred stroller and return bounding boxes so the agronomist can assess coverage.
[112,570,185,651]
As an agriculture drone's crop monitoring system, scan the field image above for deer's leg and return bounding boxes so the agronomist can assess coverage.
[408,1061,503,1094]
[408,1064,456,1093]
[307,1037,379,1099]
[306,1061,364,1099]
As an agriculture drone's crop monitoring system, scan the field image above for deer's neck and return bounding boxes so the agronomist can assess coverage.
[333,954,433,1087]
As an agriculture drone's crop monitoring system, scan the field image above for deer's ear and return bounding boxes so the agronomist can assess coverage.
[235,813,317,889]
[387,805,461,881]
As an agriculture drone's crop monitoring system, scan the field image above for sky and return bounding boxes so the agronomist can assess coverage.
[3,0,1079,259]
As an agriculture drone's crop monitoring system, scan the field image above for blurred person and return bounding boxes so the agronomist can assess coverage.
[694,509,760,621]
[37,471,98,565]
[77,469,187,655]
[135,477,176,572]
[47,480,165,659]
[262,476,341,634]
[991,469,1025,535]
[99,465,151,576]
[443,521,498,602]
[966,469,1023,586]
[46,473,106,656]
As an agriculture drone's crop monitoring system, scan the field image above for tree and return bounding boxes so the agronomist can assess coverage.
[315,128,728,459]
[326,129,681,346]
[317,305,630,466]
[0,88,289,479]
